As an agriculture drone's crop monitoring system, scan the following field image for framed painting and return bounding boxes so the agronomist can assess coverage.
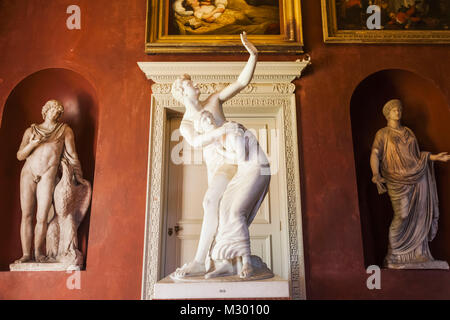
[145,0,303,53]
[322,0,450,43]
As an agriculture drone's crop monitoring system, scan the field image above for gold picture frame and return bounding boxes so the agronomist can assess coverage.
[322,0,450,44]
[145,0,303,54]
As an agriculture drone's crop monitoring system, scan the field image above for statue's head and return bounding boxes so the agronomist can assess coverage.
[42,100,64,121]
[171,74,200,104]
[383,99,402,121]
[196,110,216,133]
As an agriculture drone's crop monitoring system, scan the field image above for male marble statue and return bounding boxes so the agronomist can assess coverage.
[171,32,272,280]
[370,99,450,269]
[12,100,91,269]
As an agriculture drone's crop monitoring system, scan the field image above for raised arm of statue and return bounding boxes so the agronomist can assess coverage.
[219,32,258,103]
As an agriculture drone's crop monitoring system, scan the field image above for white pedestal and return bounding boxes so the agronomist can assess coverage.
[154,275,290,299]
[9,263,80,271]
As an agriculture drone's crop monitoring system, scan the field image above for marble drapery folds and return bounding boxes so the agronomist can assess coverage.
[372,126,442,267]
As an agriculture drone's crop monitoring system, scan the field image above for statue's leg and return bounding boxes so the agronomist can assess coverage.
[196,173,230,262]
[174,173,230,278]
[227,170,270,278]
[15,170,37,263]
[204,259,234,279]
[34,168,57,262]
[240,254,254,278]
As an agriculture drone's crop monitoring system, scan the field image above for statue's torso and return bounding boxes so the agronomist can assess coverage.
[24,123,67,177]
[377,126,421,175]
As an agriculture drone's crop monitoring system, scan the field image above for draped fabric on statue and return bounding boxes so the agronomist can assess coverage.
[209,130,271,261]
[372,126,439,265]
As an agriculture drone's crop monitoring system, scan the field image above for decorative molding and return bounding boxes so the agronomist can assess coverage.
[273,83,297,94]
[151,83,172,94]
[138,60,310,84]
[139,60,309,300]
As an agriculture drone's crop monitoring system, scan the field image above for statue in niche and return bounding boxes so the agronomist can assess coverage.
[370,99,450,270]
[11,100,91,270]
[170,32,273,280]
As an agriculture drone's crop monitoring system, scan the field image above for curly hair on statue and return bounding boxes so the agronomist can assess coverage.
[171,74,192,103]
[41,100,64,120]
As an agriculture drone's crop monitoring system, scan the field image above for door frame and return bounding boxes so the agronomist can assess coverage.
[139,61,310,300]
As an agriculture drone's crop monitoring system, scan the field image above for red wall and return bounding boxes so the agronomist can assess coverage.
[0,0,449,299]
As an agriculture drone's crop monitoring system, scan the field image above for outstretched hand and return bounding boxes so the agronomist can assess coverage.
[240,31,258,56]
[430,152,450,162]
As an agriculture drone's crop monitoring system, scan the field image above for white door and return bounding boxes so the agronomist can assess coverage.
[163,115,287,278]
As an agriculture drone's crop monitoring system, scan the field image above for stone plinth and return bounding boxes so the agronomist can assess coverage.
[9,262,80,272]
[154,275,289,299]
[385,260,449,270]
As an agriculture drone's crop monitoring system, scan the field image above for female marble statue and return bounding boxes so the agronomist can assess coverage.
[370,99,450,269]
[171,32,271,279]
[195,110,271,278]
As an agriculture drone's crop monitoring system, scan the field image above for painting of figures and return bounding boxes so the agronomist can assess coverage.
[145,0,303,53]
[169,0,281,35]
[336,0,449,30]
[322,0,450,43]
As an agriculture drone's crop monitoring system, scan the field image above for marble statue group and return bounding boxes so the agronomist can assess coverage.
[170,32,273,280]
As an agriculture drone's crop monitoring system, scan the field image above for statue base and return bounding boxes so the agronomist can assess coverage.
[385,260,449,270]
[169,271,274,283]
[9,262,81,272]
[154,275,289,299]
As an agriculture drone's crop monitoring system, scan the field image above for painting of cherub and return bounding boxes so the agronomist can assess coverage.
[145,0,303,53]
[169,0,281,35]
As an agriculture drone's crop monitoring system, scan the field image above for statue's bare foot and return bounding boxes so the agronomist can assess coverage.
[174,260,206,278]
[205,260,235,279]
[14,255,32,264]
[239,262,254,279]
[35,255,48,263]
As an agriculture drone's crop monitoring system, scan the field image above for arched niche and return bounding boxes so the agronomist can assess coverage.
[0,68,98,271]
[351,69,450,267]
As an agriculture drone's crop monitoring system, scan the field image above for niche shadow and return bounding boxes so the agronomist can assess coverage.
[350,69,450,267]
[0,68,98,271]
